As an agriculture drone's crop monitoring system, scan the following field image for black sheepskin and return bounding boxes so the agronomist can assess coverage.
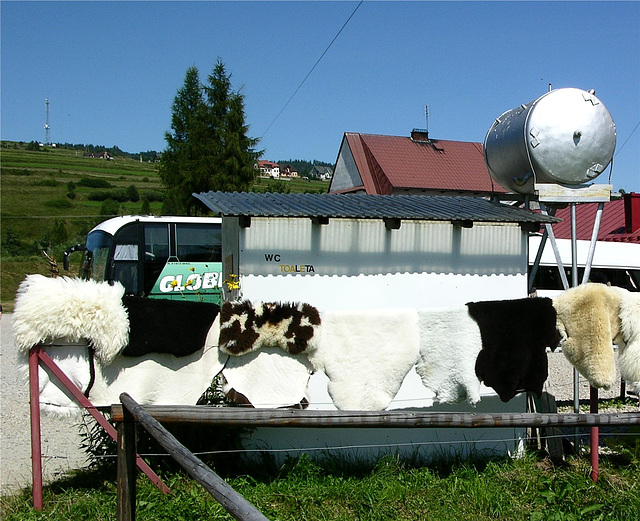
[122,296,220,357]
[467,297,560,402]
[219,300,321,355]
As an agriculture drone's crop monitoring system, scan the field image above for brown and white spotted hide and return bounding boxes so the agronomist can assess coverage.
[219,300,321,355]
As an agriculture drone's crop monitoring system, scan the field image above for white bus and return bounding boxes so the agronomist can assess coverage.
[63,215,223,304]
[528,233,640,296]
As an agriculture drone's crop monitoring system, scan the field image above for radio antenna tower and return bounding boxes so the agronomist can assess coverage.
[44,99,50,145]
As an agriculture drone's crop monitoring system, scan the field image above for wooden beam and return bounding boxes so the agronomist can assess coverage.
[110,405,640,429]
[29,348,43,511]
[117,405,137,521]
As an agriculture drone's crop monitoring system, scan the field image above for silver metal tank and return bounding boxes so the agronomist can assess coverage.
[483,88,616,194]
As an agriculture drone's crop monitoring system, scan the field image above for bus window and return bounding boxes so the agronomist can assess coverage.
[144,223,170,261]
[175,223,222,263]
[111,223,141,295]
[143,224,171,296]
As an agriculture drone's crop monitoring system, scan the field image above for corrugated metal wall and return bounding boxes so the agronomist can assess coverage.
[234,217,528,309]
[239,218,524,277]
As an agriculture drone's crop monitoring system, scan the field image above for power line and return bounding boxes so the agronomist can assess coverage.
[260,0,364,139]
[614,119,640,158]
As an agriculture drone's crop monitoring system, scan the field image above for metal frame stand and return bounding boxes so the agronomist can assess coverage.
[28,345,170,511]
[531,183,612,482]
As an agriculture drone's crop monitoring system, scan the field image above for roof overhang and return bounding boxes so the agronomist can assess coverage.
[193,191,561,228]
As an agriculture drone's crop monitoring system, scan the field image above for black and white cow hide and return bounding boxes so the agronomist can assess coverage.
[219,300,321,355]
[468,297,560,402]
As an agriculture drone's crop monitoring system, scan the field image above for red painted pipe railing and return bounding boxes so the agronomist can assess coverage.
[29,346,170,511]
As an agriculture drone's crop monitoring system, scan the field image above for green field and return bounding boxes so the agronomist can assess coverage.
[0,141,329,311]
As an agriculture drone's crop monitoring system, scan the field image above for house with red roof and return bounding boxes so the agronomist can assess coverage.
[329,129,639,244]
[329,130,507,197]
[255,160,280,178]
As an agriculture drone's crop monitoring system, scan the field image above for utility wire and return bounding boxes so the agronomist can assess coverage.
[260,0,364,138]
[614,120,640,158]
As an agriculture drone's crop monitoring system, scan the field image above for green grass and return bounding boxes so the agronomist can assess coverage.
[2,449,639,520]
[0,141,329,311]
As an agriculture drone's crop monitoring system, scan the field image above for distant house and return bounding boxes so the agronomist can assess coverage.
[329,129,505,196]
[280,164,299,179]
[255,160,280,178]
[84,150,113,160]
[310,165,333,181]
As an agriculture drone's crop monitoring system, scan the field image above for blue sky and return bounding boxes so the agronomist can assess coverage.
[2,1,639,192]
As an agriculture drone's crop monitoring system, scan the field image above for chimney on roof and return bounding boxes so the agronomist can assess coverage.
[411,128,430,142]
[623,192,640,233]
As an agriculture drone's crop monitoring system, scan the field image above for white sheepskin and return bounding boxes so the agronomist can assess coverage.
[553,283,620,390]
[307,309,420,411]
[416,307,482,405]
[616,288,640,394]
[13,274,129,365]
[23,316,226,417]
[221,347,313,408]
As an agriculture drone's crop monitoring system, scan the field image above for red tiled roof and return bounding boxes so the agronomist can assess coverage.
[257,160,279,168]
[341,133,506,195]
[547,195,640,244]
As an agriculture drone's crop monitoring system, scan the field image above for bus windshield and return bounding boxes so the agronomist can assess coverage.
[82,230,113,282]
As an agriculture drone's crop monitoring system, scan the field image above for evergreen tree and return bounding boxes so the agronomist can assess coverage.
[160,60,261,215]
[159,66,207,215]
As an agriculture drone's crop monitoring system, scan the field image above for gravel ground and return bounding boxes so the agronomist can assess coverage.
[1,313,638,496]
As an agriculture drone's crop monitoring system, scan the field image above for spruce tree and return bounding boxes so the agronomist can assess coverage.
[160,60,261,215]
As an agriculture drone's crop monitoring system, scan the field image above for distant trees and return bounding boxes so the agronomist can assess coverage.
[159,60,261,215]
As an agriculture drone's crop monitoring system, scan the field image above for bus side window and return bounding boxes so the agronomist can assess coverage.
[113,261,138,294]
[143,224,170,296]
[110,222,142,293]
[175,224,222,263]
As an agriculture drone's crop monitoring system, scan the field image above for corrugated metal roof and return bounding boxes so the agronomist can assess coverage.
[548,198,640,244]
[193,191,560,224]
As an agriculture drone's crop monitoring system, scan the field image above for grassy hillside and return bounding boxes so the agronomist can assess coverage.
[0,141,330,311]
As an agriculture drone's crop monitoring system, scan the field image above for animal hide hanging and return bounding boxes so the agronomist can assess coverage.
[22,315,228,417]
[553,283,620,390]
[13,274,129,365]
[306,309,420,411]
[219,300,321,356]
[415,307,483,405]
[221,346,314,408]
[122,296,220,358]
[615,287,640,394]
[468,297,559,402]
